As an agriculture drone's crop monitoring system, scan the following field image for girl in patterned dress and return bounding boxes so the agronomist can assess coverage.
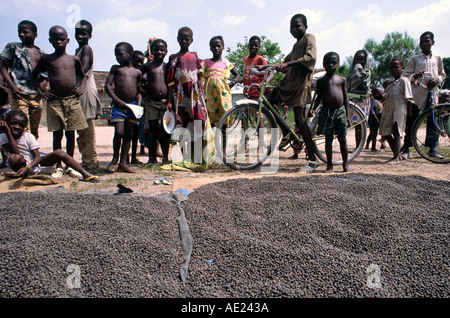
[167,27,207,138]
[167,27,208,163]
[202,36,240,128]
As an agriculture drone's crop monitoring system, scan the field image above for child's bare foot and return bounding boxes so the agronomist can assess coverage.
[130,157,142,164]
[343,163,350,172]
[385,158,400,165]
[116,163,136,173]
[325,166,333,173]
[107,158,118,172]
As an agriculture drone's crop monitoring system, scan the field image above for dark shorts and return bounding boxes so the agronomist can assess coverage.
[110,101,139,125]
[317,106,347,137]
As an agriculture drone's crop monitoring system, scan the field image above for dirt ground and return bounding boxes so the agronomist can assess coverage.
[5,124,448,195]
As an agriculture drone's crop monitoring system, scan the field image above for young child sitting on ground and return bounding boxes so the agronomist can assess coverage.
[313,52,350,173]
[0,110,98,181]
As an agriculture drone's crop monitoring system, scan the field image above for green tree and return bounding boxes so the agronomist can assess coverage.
[225,35,285,83]
[364,31,420,87]
[443,57,450,90]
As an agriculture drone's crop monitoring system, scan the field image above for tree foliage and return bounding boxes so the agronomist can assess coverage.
[443,58,450,90]
[364,31,420,87]
[225,35,285,83]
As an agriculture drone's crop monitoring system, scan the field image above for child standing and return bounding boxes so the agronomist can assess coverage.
[365,87,384,151]
[167,27,208,163]
[105,42,142,173]
[243,36,273,99]
[31,25,88,179]
[140,39,171,165]
[0,20,46,140]
[272,13,318,172]
[400,31,446,160]
[379,58,413,164]
[74,20,101,171]
[130,50,146,165]
[0,110,98,181]
[203,36,240,128]
[314,52,350,172]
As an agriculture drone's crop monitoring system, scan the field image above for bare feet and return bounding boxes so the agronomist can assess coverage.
[325,165,333,173]
[385,158,400,165]
[288,153,299,160]
[107,158,118,172]
[343,163,350,172]
[130,157,142,164]
[116,163,136,173]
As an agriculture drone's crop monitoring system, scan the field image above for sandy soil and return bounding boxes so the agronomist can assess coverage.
[11,124,449,195]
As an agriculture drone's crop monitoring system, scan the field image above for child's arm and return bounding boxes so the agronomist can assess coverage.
[342,78,350,124]
[73,57,86,97]
[0,60,22,99]
[31,55,56,100]
[231,68,241,85]
[0,120,20,155]
[105,65,125,108]
[136,71,142,106]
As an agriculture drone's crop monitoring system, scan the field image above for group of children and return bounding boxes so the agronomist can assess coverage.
[0,14,447,180]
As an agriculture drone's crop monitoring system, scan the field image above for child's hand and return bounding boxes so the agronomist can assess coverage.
[412,70,425,80]
[40,90,56,100]
[73,87,84,97]
[10,85,24,100]
[427,78,438,90]
[275,63,288,73]
[13,166,29,178]
[0,120,10,134]
[166,103,172,111]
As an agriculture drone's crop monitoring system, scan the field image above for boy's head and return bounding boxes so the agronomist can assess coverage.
[150,39,168,61]
[290,14,307,40]
[18,20,37,45]
[48,26,69,52]
[177,27,193,49]
[419,31,434,55]
[248,36,261,57]
[389,58,404,78]
[75,20,93,46]
[371,87,384,101]
[115,42,133,66]
[131,50,145,69]
[439,91,450,104]
[323,52,340,74]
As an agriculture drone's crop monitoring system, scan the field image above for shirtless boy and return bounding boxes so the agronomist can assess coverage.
[313,52,349,172]
[31,25,88,177]
[140,39,170,165]
[105,42,142,173]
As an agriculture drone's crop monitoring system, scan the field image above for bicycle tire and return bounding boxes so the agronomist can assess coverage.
[311,101,367,164]
[215,103,279,170]
[412,103,450,164]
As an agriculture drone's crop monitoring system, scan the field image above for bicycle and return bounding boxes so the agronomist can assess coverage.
[411,72,450,163]
[215,67,367,170]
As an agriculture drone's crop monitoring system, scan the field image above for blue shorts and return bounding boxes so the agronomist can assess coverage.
[110,101,139,125]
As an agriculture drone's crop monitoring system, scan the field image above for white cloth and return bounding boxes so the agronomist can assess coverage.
[403,52,446,110]
[0,132,40,165]
[379,77,413,137]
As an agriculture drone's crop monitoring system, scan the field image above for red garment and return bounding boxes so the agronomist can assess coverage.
[243,55,268,99]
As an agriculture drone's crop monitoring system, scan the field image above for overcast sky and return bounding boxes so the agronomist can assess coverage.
[0,0,449,72]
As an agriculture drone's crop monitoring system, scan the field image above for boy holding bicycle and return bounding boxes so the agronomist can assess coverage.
[313,52,350,172]
[272,13,318,172]
[400,31,446,160]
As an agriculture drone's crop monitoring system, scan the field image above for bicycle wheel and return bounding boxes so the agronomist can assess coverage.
[311,101,367,164]
[215,103,279,170]
[412,103,450,163]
